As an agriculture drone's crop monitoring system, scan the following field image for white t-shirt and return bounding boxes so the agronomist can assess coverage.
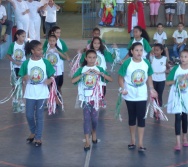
[116,0,125,3]
[45,48,63,76]
[165,0,175,3]
[153,31,167,44]
[151,56,167,82]
[40,0,48,16]
[26,1,43,19]
[96,50,107,70]
[12,0,29,20]
[0,5,6,19]
[173,30,188,44]
[45,5,57,23]
[24,58,49,99]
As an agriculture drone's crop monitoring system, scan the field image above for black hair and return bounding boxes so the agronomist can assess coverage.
[13,29,25,42]
[93,27,100,33]
[48,34,61,51]
[180,48,188,55]
[25,40,41,56]
[157,23,163,27]
[133,26,150,42]
[128,42,143,57]
[178,22,184,26]
[153,43,165,55]
[90,37,105,55]
[48,26,61,37]
[82,49,97,67]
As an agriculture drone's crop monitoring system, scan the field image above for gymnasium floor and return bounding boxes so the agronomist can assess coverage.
[0,48,188,167]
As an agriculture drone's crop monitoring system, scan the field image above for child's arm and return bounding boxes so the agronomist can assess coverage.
[44,77,54,85]
[166,80,175,86]
[7,54,21,66]
[118,75,128,95]
[54,3,60,10]
[147,76,158,98]
[92,69,113,82]
[71,69,91,84]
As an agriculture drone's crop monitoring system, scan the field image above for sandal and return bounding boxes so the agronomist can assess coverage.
[84,145,90,151]
[92,139,98,144]
[183,142,188,147]
[138,147,146,152]
[128,144,136,149]
[26,137,35,143]
[35,141,42,147]
[174,145,181,150]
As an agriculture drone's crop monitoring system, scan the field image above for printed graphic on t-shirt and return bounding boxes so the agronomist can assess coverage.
[95,55,102,66]
[131,69,145,87]
[84,73,97,89]
[177,75,188,93]
[47,53,58,66]
[14,49,24,61]
[30,66,44,84]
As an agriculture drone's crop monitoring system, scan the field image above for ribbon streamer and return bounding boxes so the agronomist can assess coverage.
[69,53,82,78]
[114,92,123,122]
[110,48,122,72]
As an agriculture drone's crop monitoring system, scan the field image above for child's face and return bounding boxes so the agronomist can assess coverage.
[154,46,163,57]
[157,25,163,32]
[85,52,97,66]
[131,45,143,61]
[178,24,184,31]
[93,30,100,37]
[48,37,57,47]
[133,29,142,38]
[17,33,26,43]
[93,39,100,51]
[54,29,61,38]
[31,44,43,57]
[180,52,188,65]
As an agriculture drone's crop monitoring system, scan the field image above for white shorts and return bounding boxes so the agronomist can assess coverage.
[177,1,186,15]
[165,3,176,14]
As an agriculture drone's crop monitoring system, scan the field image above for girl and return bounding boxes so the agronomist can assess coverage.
[43,34,68,91]
[26,0,43,41]
[126,26,152,59]
[7,29,26,77]
[8,0,29,40]
[118,42,157,152]
[151,44,167,107]
[43,26,70,94]
[166,49,188,150]
[80,37,114,107]
[72,49,112,151]
[18,40,55,147]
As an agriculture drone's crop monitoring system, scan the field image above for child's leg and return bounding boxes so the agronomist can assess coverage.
[26,99,36,137]
[58,73,64,95]
[165,47,170,61]
[35,99,45,142]
[90,103,99,141]
[156,81,165,106]
[136,101,147,148]
[102,86,106,98]
[115,11,120,25]
[173,44,179,58]
[125,100,137,145]
[182,113,188,143]
[83,103,92,146]
[175,114,182,147]
[150,3,155,26]
[119,11,124,25]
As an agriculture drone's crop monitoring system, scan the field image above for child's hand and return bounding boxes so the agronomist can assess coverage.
[150,88,158,98]
[84,69,93,75]
[119,87,128,95]
[44,78,53,85]
[14,61,21,66]
[23,75,30,82]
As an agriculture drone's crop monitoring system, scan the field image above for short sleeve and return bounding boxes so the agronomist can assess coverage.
[153,33,157,40]
[72,67,83,85]
[43,40,48,50]
[143,59,153,76]
[18,60,29,77]
[143,39,152,53]
[127,39,134,50]
[172,31,176,38]
[80,53,86,65]
[97,66,110,83]
[118,58,131,77]
[163,32,167,40]
[7,43,14,55]
[184,30,188,38]
[43,59,55,78]
[60,39,68,52]
[167,65,179,81]
[104,50,114,63]
[3,6,7,16]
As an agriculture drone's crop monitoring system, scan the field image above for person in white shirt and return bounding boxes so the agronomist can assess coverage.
[172,22,188,59]
[0,0,13,42]
[8,0,29,40]
[27,0,43,41]
[41,0,60,39]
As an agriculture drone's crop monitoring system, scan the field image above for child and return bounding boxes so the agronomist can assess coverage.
[43,34,68,93]
[7,29,26,77]
[126,26,151,59]
[172,22,188,59]
[42,0,60,38]
[118,42,157,152]
[127,0,146,38]
[166,49,188,150]
[147,0,160,27]
[18,40,55,147]
[153,23,170,60]
[164,0,176,27]
[177,0,186,24]
[115,0,125,27]
[72,49,112,151]
[43,26,70,94]
[151,44,167,108]
[80,37,114,105]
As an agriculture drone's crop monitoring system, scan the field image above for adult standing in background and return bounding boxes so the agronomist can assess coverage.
[7,0,29,40]
[42,0,60,39]
[0,0,13,42]
[27,0,43,41]
[40,0,48,37]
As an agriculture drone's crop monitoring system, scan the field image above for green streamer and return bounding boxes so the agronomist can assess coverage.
[115,93,122,121]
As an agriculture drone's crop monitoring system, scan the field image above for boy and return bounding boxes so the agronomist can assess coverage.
[115,0,125,27]
[153,23,169,60]
[164,0,176,27]
[172,22,188,59]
